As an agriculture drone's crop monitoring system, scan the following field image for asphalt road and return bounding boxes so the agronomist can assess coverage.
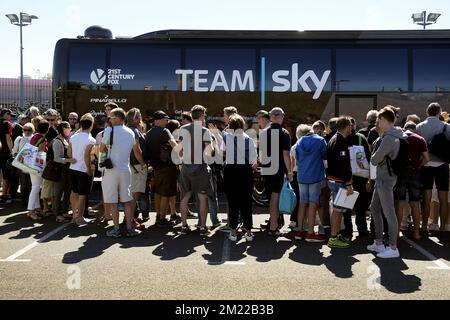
[1,190,450,300]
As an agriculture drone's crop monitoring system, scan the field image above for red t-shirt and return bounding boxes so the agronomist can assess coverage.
[30,133,48,152]
[405,131,428,177]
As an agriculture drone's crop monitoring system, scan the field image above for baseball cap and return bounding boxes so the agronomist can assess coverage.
[153,110,169,120]
[1,108,17,117]
[269,107,285,116]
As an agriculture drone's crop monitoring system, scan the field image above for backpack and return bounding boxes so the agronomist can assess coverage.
[386,138,411,177]
[428,124,450,163]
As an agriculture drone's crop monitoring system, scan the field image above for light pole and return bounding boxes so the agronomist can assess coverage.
[412,11,441,30]
[5,12,38,111]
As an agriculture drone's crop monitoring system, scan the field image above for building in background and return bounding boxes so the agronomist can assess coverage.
[0,77,52,114]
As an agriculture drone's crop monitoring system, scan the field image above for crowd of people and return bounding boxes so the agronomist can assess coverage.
[0,101,449,259]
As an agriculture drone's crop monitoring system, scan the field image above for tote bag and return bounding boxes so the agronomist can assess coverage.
[11,142,47,175]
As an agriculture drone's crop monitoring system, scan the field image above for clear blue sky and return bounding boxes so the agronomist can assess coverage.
[1,0,450,78]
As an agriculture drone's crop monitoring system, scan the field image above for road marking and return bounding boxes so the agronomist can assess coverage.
[402,235,450,270]
[0,210,30,222]
[0,202,103,263]
[0,222,70,262]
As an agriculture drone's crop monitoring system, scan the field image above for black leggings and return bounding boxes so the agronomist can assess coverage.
[224,165,253,231]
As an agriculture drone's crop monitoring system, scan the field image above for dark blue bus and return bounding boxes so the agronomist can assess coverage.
[53,27,450,129]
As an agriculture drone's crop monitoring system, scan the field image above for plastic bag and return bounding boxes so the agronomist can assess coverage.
[11,142,47,175]
[279,180,297,215]
[349,145,369,178]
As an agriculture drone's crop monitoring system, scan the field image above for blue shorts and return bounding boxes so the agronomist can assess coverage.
[298,181,322,204]
[327,180,348,213]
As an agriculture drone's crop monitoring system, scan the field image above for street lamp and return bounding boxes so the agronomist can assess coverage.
[412,11,441,29]
[5,12,38,111]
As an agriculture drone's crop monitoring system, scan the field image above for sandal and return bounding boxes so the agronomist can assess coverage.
[28,211,42,220]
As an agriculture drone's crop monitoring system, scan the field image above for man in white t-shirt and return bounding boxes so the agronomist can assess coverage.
[68,113,96,225]
[100,107,141,237]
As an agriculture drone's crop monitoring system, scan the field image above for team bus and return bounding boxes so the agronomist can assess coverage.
[53,26,450,129]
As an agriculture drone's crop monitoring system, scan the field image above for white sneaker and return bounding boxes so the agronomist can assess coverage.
[245,233,254,242]
[367,241,385,253]
[228,233,237,242]
[377,247,400,259]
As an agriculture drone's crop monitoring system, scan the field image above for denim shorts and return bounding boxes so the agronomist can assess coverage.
[298,181,322,204]
[394,175,422,202]
[327,180,348,213]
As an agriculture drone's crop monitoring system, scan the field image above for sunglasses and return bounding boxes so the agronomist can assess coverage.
[46,118,57,122]
[23,129,33,132]
[68,118,77,121]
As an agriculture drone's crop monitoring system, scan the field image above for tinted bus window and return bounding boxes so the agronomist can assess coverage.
[413,48,450,92]
[110,47,181,90]
[261,48,332,93]
[68,46,107,90]
[185,48,257,92]
[336,48,408,92]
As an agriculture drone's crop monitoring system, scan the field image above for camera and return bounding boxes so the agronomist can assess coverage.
[99,158,113,169]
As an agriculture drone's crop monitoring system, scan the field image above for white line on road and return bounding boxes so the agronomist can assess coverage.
[0,222,70,262]
[0,202,103,263]
[402,235,450,270]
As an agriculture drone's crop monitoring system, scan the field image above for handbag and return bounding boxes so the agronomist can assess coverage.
[42,160,63,181]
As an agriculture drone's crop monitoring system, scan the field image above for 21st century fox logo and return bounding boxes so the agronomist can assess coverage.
[90,68,135,85]
[90,69,106,85]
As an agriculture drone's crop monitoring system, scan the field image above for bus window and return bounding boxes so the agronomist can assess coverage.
[68,46,107,90]
[413,48,450,92]
[336,48,408,92]
[110,47,181,90]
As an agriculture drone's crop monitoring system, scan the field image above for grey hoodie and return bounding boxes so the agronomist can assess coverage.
[370,126,407,180]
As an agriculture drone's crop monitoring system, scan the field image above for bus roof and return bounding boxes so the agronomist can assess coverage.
[133,29,450,40]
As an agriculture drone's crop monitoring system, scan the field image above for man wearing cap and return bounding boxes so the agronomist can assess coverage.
[0,109,17,203]
[259,107,292,235]
[145,110,178,227]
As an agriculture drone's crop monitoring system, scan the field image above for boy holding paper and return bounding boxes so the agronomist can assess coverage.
[326,116,354,249]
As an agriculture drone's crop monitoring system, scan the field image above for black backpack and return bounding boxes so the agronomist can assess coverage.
[387,138,411,177]
[429,125,450,163]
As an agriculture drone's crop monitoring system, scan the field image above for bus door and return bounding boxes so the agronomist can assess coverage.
[335,94,377,130]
